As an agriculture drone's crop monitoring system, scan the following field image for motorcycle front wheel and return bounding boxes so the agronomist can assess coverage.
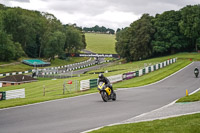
[101,91,108,102]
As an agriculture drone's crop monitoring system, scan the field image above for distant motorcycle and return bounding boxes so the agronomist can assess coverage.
[97,82,116,102]
[194,67,199,78]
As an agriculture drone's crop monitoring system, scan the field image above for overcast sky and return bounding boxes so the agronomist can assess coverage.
[0,0,199,30]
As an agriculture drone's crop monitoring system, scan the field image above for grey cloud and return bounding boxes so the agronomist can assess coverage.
[44,0,200,17]
[108,0,200,15]
[0,0,30,6]
[47,0,110,15]
[1,0,199,29]
[9,0,30,2]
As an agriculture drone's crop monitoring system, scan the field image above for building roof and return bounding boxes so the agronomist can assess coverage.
[0,75,37,83]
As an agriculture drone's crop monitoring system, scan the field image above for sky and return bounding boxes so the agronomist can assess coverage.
[0,0,199,30]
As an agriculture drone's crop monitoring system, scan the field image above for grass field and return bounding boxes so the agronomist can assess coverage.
[85,33,116,54]
[89,113,200,133]
[0,53,198,109]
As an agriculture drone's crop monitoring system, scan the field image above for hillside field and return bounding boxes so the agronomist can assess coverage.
[85,33,116,54]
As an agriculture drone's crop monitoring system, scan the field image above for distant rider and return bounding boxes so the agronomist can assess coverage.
[194,67,199,75]
[98,73,113,92]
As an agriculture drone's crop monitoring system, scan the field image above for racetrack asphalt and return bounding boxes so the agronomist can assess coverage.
[0,61,200,133]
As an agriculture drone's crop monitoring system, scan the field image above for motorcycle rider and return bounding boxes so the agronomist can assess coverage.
[194,67,199,77]
[98,73,113,93]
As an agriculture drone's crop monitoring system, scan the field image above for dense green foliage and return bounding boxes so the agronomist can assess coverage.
[116,5,200,61]
[152,11,187,55]
[116,14,155,61]
[83,25,115,34]
[0,4,86,61]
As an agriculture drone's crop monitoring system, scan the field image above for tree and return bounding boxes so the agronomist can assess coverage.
[0,9,24,61]
[0,30,24,61]
[44,31,65,60]
[115,28,132,61]
[64,26,85,53]
[128,14,155,61]
[152,10,187,55]
[179,5,200,51]
[115,14,155,61]
[116,28,121,33]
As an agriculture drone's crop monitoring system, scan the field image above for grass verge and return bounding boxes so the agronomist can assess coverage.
[89,113,200,133]
[176,90,200,103]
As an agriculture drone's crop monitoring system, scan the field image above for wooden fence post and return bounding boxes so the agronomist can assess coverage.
[63,83,65,95]
[43,85,45,96]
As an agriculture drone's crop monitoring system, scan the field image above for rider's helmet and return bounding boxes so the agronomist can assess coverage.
[98,73,104,79]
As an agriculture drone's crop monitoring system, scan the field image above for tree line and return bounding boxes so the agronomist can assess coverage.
[116,5,200,61]
[0,4,86,61]
[83,25,115,34]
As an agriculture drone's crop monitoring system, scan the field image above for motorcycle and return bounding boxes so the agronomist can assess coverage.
[194,68,199,78]
[97,82,116,102]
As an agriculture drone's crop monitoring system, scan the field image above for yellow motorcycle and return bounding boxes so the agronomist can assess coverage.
[97,82,116,102]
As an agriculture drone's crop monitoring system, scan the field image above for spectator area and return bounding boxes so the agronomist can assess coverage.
[22,59,50,67]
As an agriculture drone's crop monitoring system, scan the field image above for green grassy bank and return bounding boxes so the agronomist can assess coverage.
[89,113,200,133]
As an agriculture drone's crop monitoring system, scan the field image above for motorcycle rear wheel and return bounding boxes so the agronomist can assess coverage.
[112,92,116,101]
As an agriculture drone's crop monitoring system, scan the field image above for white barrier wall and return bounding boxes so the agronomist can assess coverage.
[139,69,143,76]
[160,63,163,68]
[164,61,166,67]
[107,74,123,83]
[145,67,149,73]
[156,64,159,70]
[6,88,25,100]
[151,66,154,71]
[167,60,169,65]
[80,80,90,91]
